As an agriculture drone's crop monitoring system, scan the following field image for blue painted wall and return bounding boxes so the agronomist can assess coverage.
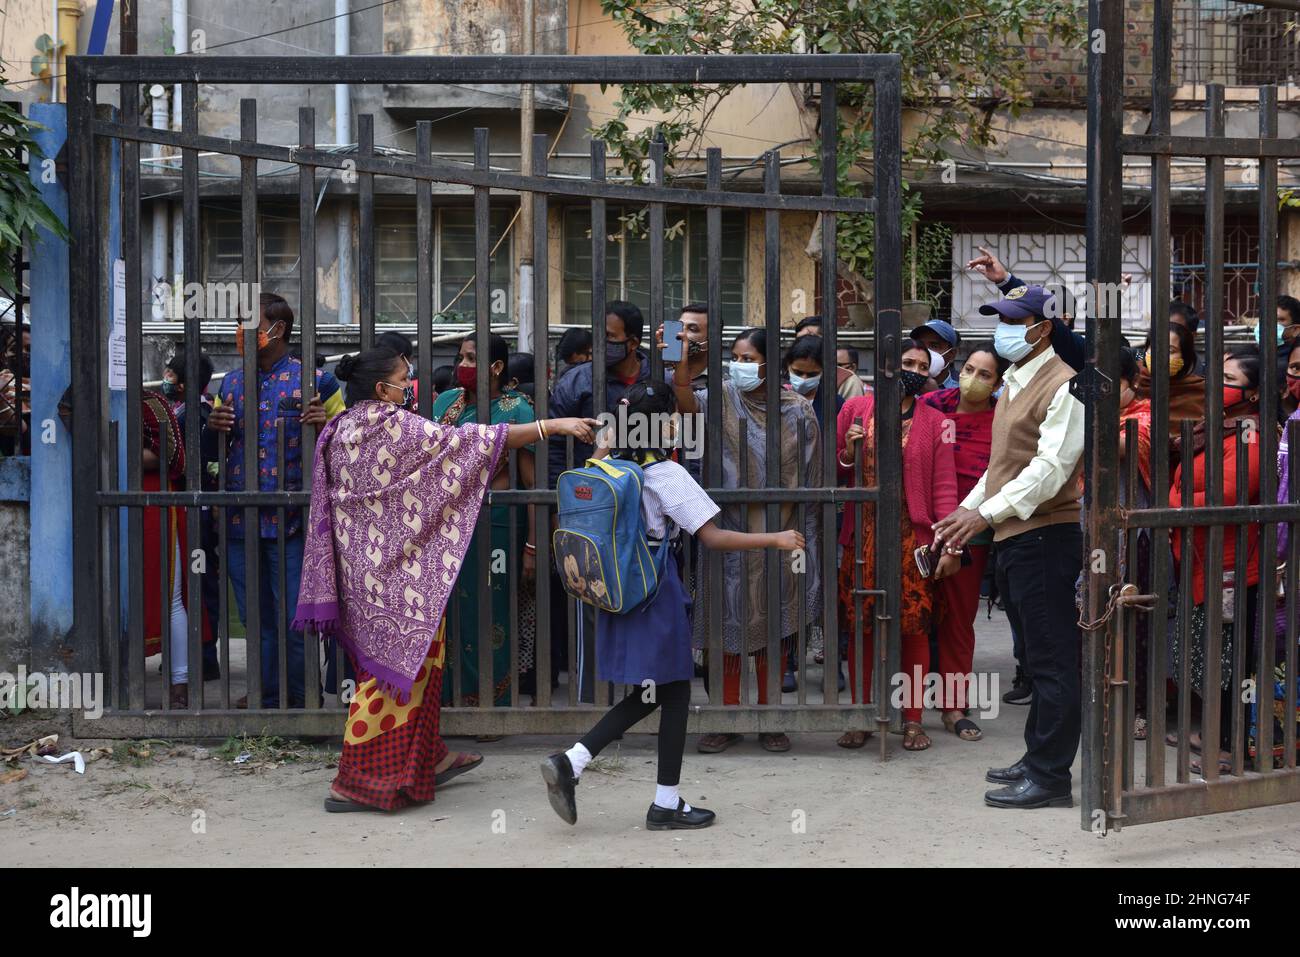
[28,103,73,669]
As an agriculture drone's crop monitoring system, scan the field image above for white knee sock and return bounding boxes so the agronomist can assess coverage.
[654,784,691,812]
[565,742,592,778]
[168,540,189,684]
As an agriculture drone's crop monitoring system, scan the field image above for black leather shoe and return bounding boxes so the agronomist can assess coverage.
[1002,670,1032,705]
[985,759,1028,784]
[984,776,1072,809]
[540,753,578,825]
[646,798,716,831]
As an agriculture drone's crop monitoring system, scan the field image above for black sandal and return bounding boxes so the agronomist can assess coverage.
[323,794,385,813]
[942,712,983,742]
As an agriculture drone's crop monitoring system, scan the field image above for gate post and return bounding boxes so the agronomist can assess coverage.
[1082,0,1126,832]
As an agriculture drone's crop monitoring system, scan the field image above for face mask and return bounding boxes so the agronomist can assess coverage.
[993,320,1039,363]
[958,372,994,403]
[1254,323,1285,346]
[899,369,929,397]
[406,360,416,380]
[160,380,179,399]
[1169,355,1185,377]
[1287,376,1300,402]
[606,340,630,367]
[788,372,820,396]
[236,322,279,357]
[928,349,950,380]
[1223,384,1252,410]
[456,364,479,391]
[381,381,414,407]
[729,360,763,392]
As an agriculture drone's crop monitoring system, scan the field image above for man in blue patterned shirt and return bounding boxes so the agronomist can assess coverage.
[209,293,344,708]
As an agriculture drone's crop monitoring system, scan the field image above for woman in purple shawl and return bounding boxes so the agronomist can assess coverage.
[294,347,598,812]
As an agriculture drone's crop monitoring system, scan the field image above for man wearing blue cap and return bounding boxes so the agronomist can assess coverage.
[910,319,961,388]
[933,283,1084,809]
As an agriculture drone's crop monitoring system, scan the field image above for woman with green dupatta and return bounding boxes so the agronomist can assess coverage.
[433,331,537,711]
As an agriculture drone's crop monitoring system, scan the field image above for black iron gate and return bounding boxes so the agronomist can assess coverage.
[67,54,905,742]
[1083,0,1300,829]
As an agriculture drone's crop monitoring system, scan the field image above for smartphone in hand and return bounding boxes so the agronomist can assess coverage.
[913,545,934,578]
[661,318,684,363]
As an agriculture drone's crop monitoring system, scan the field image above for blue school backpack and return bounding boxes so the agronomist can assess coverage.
[553,456,669,614]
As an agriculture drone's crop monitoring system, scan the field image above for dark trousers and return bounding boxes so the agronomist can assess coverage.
[580,679,692,786]
[995,522,1083,791]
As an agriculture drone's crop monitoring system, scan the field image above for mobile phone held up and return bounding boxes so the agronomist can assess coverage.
[661,318,684,363]
[913,545,934,578]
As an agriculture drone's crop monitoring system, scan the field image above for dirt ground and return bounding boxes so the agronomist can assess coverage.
[4,609,1299,867]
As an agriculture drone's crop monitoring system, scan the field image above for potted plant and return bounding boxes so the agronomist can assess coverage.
[805,191,952,331]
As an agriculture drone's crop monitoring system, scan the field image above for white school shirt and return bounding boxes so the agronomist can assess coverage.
[960,344,1085,525]
[639,458,720,541]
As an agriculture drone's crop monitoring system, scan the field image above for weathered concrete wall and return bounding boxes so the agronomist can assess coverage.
[0,502,32,674]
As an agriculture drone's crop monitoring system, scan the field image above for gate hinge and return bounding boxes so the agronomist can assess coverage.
[1069,364,1113,406]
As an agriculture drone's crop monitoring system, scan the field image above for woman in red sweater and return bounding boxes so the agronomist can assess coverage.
[836,342,959,751]
[922,344,1008,742]
[1169,346,1266,775]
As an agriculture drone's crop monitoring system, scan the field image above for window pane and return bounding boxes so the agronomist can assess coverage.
[562,206,625,326]
[203,212,243,284]
[260,211,301,316]
[376,210,417,323]
[688,209,746,326]
[439,207,512,320]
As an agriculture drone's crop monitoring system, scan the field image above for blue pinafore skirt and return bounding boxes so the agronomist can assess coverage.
[594,546,694,686]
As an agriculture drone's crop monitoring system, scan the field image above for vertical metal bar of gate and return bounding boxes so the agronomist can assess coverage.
[474,127,494,711]
[705,148,724,709]
[531,133,552,709]
[239,98,263,713]
[873,62,903,737]
[1083,0,1125,828]
[358,114,376,353]
[763,151,782,714]
[120,79,145,713]
[1200,84,1226,783]
[181,83,204,709]
[1145,0,1173,788]
[819,85,841,717]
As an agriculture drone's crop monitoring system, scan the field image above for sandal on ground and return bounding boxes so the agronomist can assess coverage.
[759,733,791,752]
[1190,754,1233,777]
[1133,716,1148,740]
[696,733,742,754]
[902,722,932,751]
[323,792,385,813]
[941,711,982,742]
[836,730,872,749]
[435,751,483,786]
[1164,731,1202,754]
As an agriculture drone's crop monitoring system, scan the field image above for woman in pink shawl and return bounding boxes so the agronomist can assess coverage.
[294,346,598,812]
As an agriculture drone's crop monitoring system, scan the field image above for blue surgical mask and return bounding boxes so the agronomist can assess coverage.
[729,361,763,392]
[788,372,820,395]
[994,320,1039,363]
[1254,323,1284,346]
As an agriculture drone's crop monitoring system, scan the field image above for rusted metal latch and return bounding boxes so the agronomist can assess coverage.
[1078,582,1156,631]
[853,587,893,622]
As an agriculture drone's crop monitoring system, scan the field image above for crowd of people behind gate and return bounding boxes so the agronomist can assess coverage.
[125,254,1300,824]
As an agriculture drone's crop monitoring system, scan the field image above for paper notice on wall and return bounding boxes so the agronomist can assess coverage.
[109,258,127,391]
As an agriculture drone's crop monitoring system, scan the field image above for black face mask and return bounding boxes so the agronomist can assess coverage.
[605,340,630,368]
[899,370,929,397]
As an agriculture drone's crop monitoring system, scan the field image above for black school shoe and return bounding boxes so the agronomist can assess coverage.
[540,753,578,825]
[646,798,716,831]
[984,776,1072,809]
[985,759,1028,785]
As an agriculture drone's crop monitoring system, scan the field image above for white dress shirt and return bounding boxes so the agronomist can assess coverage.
[961,344,1085,525]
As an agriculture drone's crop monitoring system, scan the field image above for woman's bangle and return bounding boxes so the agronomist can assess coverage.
[838,452,856,469]
[524,541,536,553]
[539,418,549,440]
[535,420,544,442]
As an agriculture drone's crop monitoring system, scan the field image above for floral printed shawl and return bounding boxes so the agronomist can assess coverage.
[293,400,509,696]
